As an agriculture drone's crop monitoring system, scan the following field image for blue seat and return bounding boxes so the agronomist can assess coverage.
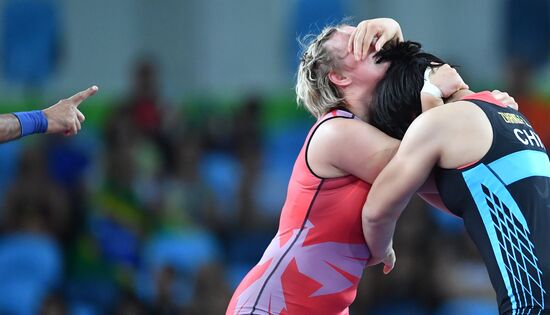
[90,216,140,267]
[137,230,220,306]
[226,262,254,290]
[0,233,62,315]
[3,0,60,85]
[143,230,219,274]
[200,151,242,218]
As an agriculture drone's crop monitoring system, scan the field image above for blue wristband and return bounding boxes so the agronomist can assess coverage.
[13,110,49,137]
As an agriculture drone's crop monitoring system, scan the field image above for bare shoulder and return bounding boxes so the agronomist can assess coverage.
[424,101,485,120]
[406,100,493,169]
[312,116,398,154]
[313,115,386,141]
[308,116,399,181]
[408,101,486,137]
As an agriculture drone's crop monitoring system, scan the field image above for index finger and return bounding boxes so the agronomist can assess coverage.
[69,85,99,105]
[361,30,377,60]
[347,27,357,53]
[353,26,367,61]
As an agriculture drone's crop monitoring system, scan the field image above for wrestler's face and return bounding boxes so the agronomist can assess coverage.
[326,26,390,105]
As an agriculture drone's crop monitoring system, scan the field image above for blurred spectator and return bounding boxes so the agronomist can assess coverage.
[138,229,221,309]
[112,290,150,315]
[354,197,439,314]
[40,292,68,315]
[2,146,70,241]
[46,136,93,249]
[157,131,219,231]
[89,137,146,270]
[432,232,496,315]
[233,95,263,157]
[150,265,178,315]
[122,58,176,169]
[65,108,147,307]
[234,95,265,230]
[0,233,62,315]
[184,263,232,315]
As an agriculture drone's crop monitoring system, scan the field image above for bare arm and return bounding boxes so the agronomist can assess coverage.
[0,114,24,143]
[0,86,98,144]
[362,112,444,272]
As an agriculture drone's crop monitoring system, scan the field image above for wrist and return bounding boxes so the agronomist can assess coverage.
[421,67,443,99]
[368,246,393,265]
[421,92,444,111]
[13,110,49,137]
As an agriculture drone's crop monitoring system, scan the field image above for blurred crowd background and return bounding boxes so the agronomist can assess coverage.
[0,0,549,314]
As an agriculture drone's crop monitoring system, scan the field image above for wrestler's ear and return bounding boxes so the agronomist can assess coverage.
[328,70,352,88]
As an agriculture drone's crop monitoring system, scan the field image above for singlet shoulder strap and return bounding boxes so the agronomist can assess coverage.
[305,108,357,179]
[461,91,507,108]
[318,108,355,121]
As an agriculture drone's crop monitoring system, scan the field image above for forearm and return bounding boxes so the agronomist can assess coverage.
[362,212,397,260]
[447,89,473,103]
[362,144,438,262]
[362,177,410,262]
[0,114,22,143]
[421,92,444,111]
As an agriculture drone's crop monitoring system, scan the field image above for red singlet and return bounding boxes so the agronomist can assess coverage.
[226,109,372,315]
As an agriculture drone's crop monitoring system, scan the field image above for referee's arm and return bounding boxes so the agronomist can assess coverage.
[0,85,98,143]
[0,113,24,143]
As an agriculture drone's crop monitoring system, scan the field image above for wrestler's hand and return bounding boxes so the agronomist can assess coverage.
[43,86,98,136]
[348,18,404,61]
[429,64,469,98]
[381,247,396,274]
[367,246,396,274]
[491,90,518,110]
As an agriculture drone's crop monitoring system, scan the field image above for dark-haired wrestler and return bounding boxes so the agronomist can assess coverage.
[363,41,550,315]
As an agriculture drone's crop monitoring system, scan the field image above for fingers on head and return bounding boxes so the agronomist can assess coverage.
[347,28,357,52]
[354,28,365,60]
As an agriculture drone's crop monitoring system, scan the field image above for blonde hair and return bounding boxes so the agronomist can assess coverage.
[296,25,347,118]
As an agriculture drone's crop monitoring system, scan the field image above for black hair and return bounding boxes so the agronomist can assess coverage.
[368,41,447,139]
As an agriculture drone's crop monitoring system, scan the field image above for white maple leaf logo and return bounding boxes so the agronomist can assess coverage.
[234,220,369,314]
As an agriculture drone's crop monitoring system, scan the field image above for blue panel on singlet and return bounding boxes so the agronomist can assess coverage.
[463,153,548,313]
[488,150,550,185]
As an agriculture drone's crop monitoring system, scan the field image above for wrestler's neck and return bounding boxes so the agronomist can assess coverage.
[347,102,369,121]
[341,91,371,121]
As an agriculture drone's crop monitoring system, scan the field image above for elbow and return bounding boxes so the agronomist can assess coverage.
[362,203,393,226]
